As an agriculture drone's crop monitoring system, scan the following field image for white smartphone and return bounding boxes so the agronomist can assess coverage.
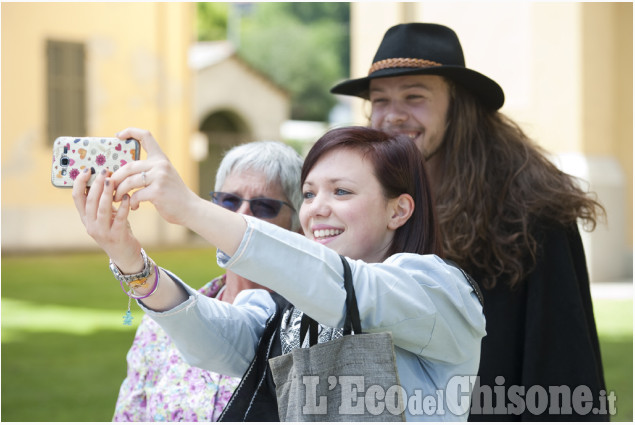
[51,137,140,187]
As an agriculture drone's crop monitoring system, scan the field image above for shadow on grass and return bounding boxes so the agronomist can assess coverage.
[2,329,134,422]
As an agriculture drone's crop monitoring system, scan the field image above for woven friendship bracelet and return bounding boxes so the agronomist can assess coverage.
[369,57,442,75]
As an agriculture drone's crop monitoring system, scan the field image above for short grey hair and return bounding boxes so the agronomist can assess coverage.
[214,141,304,231]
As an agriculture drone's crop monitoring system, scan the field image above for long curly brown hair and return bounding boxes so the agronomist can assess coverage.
[434,82,604,290]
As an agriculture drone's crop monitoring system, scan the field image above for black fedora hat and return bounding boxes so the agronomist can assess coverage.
[331,23,505,110]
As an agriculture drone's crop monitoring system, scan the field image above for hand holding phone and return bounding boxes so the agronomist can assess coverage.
[51,137,140,187]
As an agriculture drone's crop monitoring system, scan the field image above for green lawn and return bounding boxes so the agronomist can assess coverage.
[593,297,633,421]
[2,248,222,422]
[1,250,632,421]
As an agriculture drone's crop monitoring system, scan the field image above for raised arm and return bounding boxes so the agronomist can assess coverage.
[70,130,272,375]
[72,128,248,312]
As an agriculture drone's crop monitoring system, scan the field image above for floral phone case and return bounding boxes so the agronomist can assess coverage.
[51,137,140,187]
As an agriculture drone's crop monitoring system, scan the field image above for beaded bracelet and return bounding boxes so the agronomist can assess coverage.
[121,265,160,325]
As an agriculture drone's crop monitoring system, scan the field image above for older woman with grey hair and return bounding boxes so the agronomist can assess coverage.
[213,140,304,233]
[113,140,303,422]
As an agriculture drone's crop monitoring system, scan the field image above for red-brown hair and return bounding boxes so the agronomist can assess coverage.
[302,126,443,257]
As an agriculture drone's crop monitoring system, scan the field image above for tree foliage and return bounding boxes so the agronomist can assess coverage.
[197,3,230,41]
[197,2,349,122]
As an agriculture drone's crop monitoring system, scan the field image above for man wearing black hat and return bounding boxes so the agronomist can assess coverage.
[332,23,608,421]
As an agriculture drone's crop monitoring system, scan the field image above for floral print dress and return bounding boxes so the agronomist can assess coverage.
[113,276,240,422]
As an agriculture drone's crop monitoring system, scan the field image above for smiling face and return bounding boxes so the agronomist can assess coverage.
[300,148,399,263]
[369,74,451,159]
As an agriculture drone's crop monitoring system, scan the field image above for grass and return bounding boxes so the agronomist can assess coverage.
[593,298,633,421]
[2,250,633,421]
[2,247,222,422]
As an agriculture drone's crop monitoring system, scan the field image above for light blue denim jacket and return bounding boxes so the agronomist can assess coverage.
[140,215,486,421]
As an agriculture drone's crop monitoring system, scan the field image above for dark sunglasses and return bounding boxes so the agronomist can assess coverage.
[210,191,295,219]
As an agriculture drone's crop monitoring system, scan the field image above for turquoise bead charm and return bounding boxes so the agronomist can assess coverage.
[123,309,134,326]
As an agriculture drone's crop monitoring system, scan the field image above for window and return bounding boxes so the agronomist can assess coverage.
[47,40,86,142]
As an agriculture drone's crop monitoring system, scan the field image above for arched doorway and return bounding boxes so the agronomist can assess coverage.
[197,109,251,198]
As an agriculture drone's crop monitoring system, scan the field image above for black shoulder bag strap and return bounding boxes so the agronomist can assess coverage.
[218,292,290,422]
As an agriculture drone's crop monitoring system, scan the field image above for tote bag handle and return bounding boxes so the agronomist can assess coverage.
[300,255,360,347]
[341,255,361,335]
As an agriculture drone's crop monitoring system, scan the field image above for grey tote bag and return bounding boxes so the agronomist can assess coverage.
[268,256,406,421]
